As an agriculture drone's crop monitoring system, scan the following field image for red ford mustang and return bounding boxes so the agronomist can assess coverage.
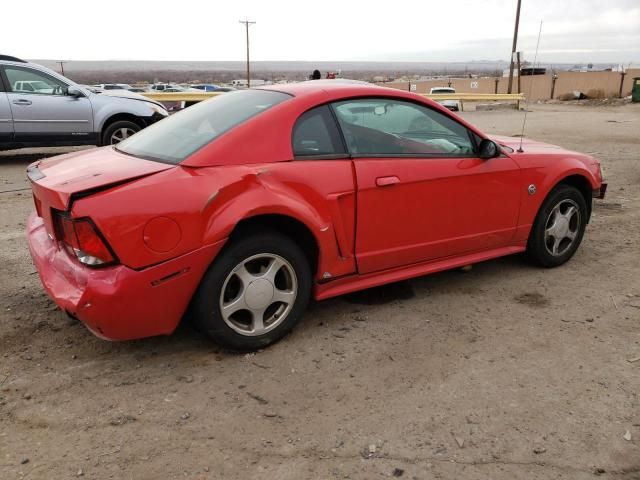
[26,81,606,350]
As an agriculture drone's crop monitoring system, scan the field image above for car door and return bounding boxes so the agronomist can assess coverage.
[0,76,13,143]
[1,65,93,144]
[331,97,521,274]
[286,104,358,278]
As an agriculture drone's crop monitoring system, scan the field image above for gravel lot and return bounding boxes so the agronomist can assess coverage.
[1,103,639,480]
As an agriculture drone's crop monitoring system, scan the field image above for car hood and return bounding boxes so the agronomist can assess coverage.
[491,134,565,151]
[491,135,577,154]
[98,89,164,109]
[28,147,173,212]
[490,135,599,168]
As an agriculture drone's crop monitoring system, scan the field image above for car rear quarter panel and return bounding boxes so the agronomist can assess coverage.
[72,162,357,280]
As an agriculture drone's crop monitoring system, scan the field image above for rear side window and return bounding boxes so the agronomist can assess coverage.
[292,105,346,158]
[116,89,291,164]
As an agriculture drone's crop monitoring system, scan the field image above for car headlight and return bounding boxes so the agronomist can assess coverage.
[151,104,168,116]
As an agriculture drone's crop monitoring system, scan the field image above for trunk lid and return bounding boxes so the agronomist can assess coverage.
[28,146,173,237]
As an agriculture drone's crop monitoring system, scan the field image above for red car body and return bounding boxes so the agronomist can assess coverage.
[26,82,605,341]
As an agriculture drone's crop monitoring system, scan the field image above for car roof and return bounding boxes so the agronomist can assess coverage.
[257,80,419,101]
[0,55,27,63]
[183,80,487,168]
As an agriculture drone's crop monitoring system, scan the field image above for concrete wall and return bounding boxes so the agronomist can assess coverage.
[381,69,640,101]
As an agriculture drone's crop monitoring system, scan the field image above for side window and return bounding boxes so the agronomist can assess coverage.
[332,98,475,156]
[292,105,346,158]
[5,67,67,96]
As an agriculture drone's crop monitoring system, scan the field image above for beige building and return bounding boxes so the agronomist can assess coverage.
[380,69,640,101]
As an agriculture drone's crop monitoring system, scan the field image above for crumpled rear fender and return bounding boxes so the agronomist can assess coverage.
[202,166,357,281]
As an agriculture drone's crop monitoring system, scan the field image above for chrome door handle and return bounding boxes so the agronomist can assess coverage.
[12,99,32,106]
[376,176,400,187]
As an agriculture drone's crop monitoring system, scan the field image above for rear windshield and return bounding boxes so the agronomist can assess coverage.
[116,89,291,164]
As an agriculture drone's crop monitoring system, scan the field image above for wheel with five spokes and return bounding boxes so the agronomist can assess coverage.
[527,184,588,267]
[192,232,312,350]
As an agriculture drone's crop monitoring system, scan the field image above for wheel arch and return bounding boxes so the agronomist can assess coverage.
[228,214,319,276]
[200,170,357,282]
[99,113,145,145]
[555,173,594,222]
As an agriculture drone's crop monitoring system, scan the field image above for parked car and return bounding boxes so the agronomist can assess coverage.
[190,84,221,92]
[148,83,170,92]
[26,81,606,350]
[429,86,460,111]
[93,83,134,91]
[13,80,56,94]
[189,84,236,93]
[148,83,200,94]
[0,55,168,149]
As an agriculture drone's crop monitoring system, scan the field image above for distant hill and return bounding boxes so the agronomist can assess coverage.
[28,59,621,86]
[32,59,515,73]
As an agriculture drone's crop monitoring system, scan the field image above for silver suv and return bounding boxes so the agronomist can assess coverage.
[0,55,168,150]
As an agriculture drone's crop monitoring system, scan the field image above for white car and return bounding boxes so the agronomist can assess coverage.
[429,87,460,111]
[149,83,200,93]
[93,83,135,91]
[14,80,56,94]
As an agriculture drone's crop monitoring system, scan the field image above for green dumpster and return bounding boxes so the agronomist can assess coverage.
[633,77,640,103]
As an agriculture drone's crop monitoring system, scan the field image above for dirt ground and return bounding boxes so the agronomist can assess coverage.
[1,103,639,480]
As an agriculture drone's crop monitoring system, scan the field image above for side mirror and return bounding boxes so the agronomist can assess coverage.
[66,86,84,98]
[478,139,500,159]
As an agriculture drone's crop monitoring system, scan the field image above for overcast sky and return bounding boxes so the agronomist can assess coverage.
[3,0,638,65]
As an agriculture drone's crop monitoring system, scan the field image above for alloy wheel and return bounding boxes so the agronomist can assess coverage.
[544,198,581,256]
[219,253,298,336]
[110,127,137,144]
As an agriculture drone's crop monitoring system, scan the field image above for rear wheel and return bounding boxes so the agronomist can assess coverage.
[526,184,588,267]
[102,120,141,146]
[192,232,312,350]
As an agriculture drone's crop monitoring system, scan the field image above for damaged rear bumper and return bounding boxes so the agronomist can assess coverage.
[27,212,224,341]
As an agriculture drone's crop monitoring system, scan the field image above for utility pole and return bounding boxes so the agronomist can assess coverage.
[516,51,522,93]
[57,61,67,76]
[239,19,256,88]
[507,0,522,94]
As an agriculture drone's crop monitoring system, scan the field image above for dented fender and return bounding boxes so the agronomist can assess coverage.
[200,163,358,281]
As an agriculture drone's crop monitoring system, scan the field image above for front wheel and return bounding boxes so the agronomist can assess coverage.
[191,232,312,350]
[102,120,141,146]
[526,184,588,267]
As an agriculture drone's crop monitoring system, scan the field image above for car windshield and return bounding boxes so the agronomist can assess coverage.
[116,89,291,164]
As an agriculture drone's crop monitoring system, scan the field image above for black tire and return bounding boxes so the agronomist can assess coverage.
[526,184,588,267]
[191,232,312,350]
[101,120,141,146]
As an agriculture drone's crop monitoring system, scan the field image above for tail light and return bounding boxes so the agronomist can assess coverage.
[53,212,117,267]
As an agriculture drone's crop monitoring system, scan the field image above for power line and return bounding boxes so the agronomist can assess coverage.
[239,19,256,88]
